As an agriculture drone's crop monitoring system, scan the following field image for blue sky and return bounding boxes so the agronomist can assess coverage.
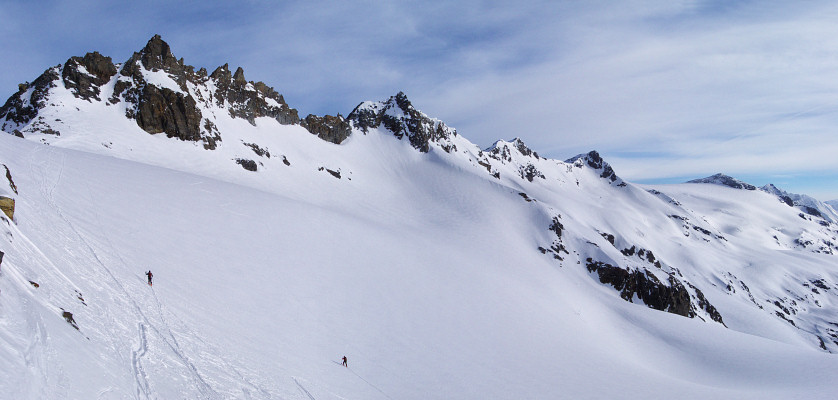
[2,0,837,200]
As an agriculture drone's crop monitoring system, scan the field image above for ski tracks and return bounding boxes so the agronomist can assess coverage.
[131,322,151,399]
[27,148,221,398]
[293,377,317,400]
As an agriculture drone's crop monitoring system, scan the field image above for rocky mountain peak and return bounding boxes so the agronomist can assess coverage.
[0,65,60,131]
[62,51,117,102]
[687,173,756,190]
[233,67,247,85]
[136,34,180,72]
[566,151,621,184]
[210,63,231,82]
[393,91,413,114]
[347,91,457,153]
[485,138,539,163]
[510,137,539,158]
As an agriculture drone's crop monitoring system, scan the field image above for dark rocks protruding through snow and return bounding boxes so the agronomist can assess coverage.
[347,91,456,153]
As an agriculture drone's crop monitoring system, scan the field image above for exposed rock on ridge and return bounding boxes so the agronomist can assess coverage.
[62,52,118,102]
[347,92,456,153]
[566,151,622,184]
[0,34,347,148]
[0,66,60,131]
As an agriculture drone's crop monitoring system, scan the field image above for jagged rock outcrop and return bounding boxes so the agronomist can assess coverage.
[1,34,340,150]
[585,258,724,324]
[347,92,456,153]
[301,114,351,144]
[62,52,118,101]
[0,66,60,131]
[3,164,17,194]
[209,64,300,126]
[566,151,621,184]
[487,138,539,163]
[135,85,205,144]
[113,35,214,148]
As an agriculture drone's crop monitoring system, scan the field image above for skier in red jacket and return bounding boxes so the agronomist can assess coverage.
[146,270,153,286]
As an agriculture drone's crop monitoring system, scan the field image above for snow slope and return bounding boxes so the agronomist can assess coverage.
[2,36,838,399]
[2,127,838,399]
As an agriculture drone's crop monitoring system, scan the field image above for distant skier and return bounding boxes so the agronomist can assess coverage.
[146,270,153,286]
[342,356,347,367]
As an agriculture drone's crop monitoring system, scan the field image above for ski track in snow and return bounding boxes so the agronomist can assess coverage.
[346,368,395,400]
[293,377,317,400]
[26,146,223,399]
[131,322,151,399]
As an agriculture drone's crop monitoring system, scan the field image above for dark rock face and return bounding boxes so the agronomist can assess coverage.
[585,258,724,324]
[209,64,300,126]
[301,114,351,144]
[0,66,60,130]
[3,164,17,194]
[347,92,456,153]
[133,84,204,143]
[62,52,117,101]
[114,35,216,148]
[236,158,258,171]
[512,138,539,158]
[586,259,693,317]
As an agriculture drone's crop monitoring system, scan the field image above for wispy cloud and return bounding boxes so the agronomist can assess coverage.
[2,0,837,199]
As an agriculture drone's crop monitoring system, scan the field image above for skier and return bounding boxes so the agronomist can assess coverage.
[342,356,347,367]
[146,270,153,286]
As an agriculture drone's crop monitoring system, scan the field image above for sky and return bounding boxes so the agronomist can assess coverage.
[1,0,837,200]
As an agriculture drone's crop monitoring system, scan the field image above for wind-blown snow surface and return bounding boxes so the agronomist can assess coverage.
[3,70,838,397]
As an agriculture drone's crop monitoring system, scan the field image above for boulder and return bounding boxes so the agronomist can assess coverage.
[0,196,14,220]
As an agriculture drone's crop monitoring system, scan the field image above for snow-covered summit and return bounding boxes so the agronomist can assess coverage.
[684,174,837,223]
[347,91,457,153]
[687,173,757,190]
[565,150,622,184]
[485,137,539,161]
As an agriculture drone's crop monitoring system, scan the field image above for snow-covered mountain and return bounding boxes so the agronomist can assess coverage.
[687,173,838,223]
[2,36,838,399]
[760,183,838,223]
